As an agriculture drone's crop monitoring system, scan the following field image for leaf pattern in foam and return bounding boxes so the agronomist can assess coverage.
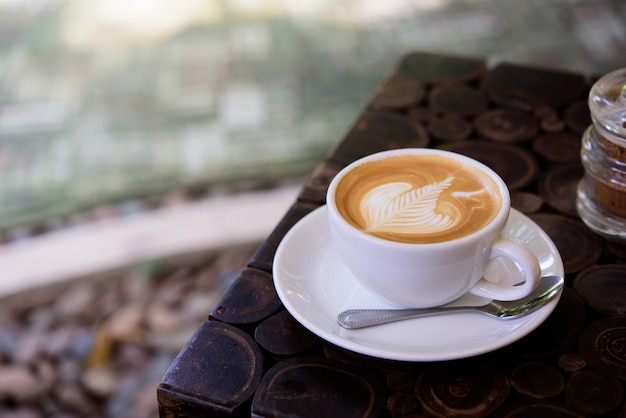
[362,176,457,234]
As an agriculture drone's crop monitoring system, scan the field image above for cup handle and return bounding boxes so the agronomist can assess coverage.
[469,238,541,301]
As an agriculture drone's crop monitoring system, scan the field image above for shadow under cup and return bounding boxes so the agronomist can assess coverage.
[326,148,541,308]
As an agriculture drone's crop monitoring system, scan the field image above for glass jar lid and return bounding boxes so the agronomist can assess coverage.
[589,68,626,139]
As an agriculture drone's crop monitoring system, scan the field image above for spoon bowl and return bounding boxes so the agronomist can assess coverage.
[337,275,564,329]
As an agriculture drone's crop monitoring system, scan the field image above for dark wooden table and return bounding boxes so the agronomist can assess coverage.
[157,52,626,417]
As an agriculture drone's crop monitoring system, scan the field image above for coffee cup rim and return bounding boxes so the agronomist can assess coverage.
[326,148,511,248]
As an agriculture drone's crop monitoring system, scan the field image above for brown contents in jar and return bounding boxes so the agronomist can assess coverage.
[583,129,626,218]
[583,172,626,218]
[596,130,626,162]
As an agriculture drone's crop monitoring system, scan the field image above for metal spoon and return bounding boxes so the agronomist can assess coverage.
[337,275,564,329]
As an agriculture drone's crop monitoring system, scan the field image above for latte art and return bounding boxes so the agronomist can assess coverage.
[335,154,502,243]
[362,176,487,235]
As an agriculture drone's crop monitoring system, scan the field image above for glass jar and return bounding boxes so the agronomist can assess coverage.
[577,68,626,242]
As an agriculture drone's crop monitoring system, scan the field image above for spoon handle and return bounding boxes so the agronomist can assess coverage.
[337,306,477,329]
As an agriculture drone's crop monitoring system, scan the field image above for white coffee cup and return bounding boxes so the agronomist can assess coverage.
[326,148,541,308]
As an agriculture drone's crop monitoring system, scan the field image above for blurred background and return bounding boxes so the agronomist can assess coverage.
[0,0,625,416]
[1,0,625,284]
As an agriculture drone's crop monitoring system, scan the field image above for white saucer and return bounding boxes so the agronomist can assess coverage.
[273,206,564,362]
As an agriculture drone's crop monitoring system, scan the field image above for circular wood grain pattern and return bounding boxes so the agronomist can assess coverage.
[322,341,413,372]
[578,317,626,380]
[252,357,385,418]
[510,191,543,214]
[493,400,584,418]
[416,363,509,417]
[407,106,437,124]
[557,353,587,374]
[210,267,281,325]
[398,52,487,84]
[510,362,564,399]
[573,265,626,316]
[386,392,420,416]
[532,105,557,120]
[497,287,586,361]
[532,133,582,163]
[481,63,587,108]
[607,240,626,259]
[439,141,539,190]
[254,310,319,357]
[386,371,416,393]
[333,110,430,164]
[529,214,602,275]
[540,114,566,133]
[564,370,624,415]
[537,163,584,217]
[428,116,473,141]
[160,321,263,413]
[474,109,538,143]
[430,87,488,116]
[369,73,425,110]
[564,101,592,134]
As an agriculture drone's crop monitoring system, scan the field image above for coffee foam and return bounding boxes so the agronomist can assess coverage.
[335,154,502,243]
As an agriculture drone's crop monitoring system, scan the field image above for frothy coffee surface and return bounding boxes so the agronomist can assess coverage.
[335,154,502,243]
